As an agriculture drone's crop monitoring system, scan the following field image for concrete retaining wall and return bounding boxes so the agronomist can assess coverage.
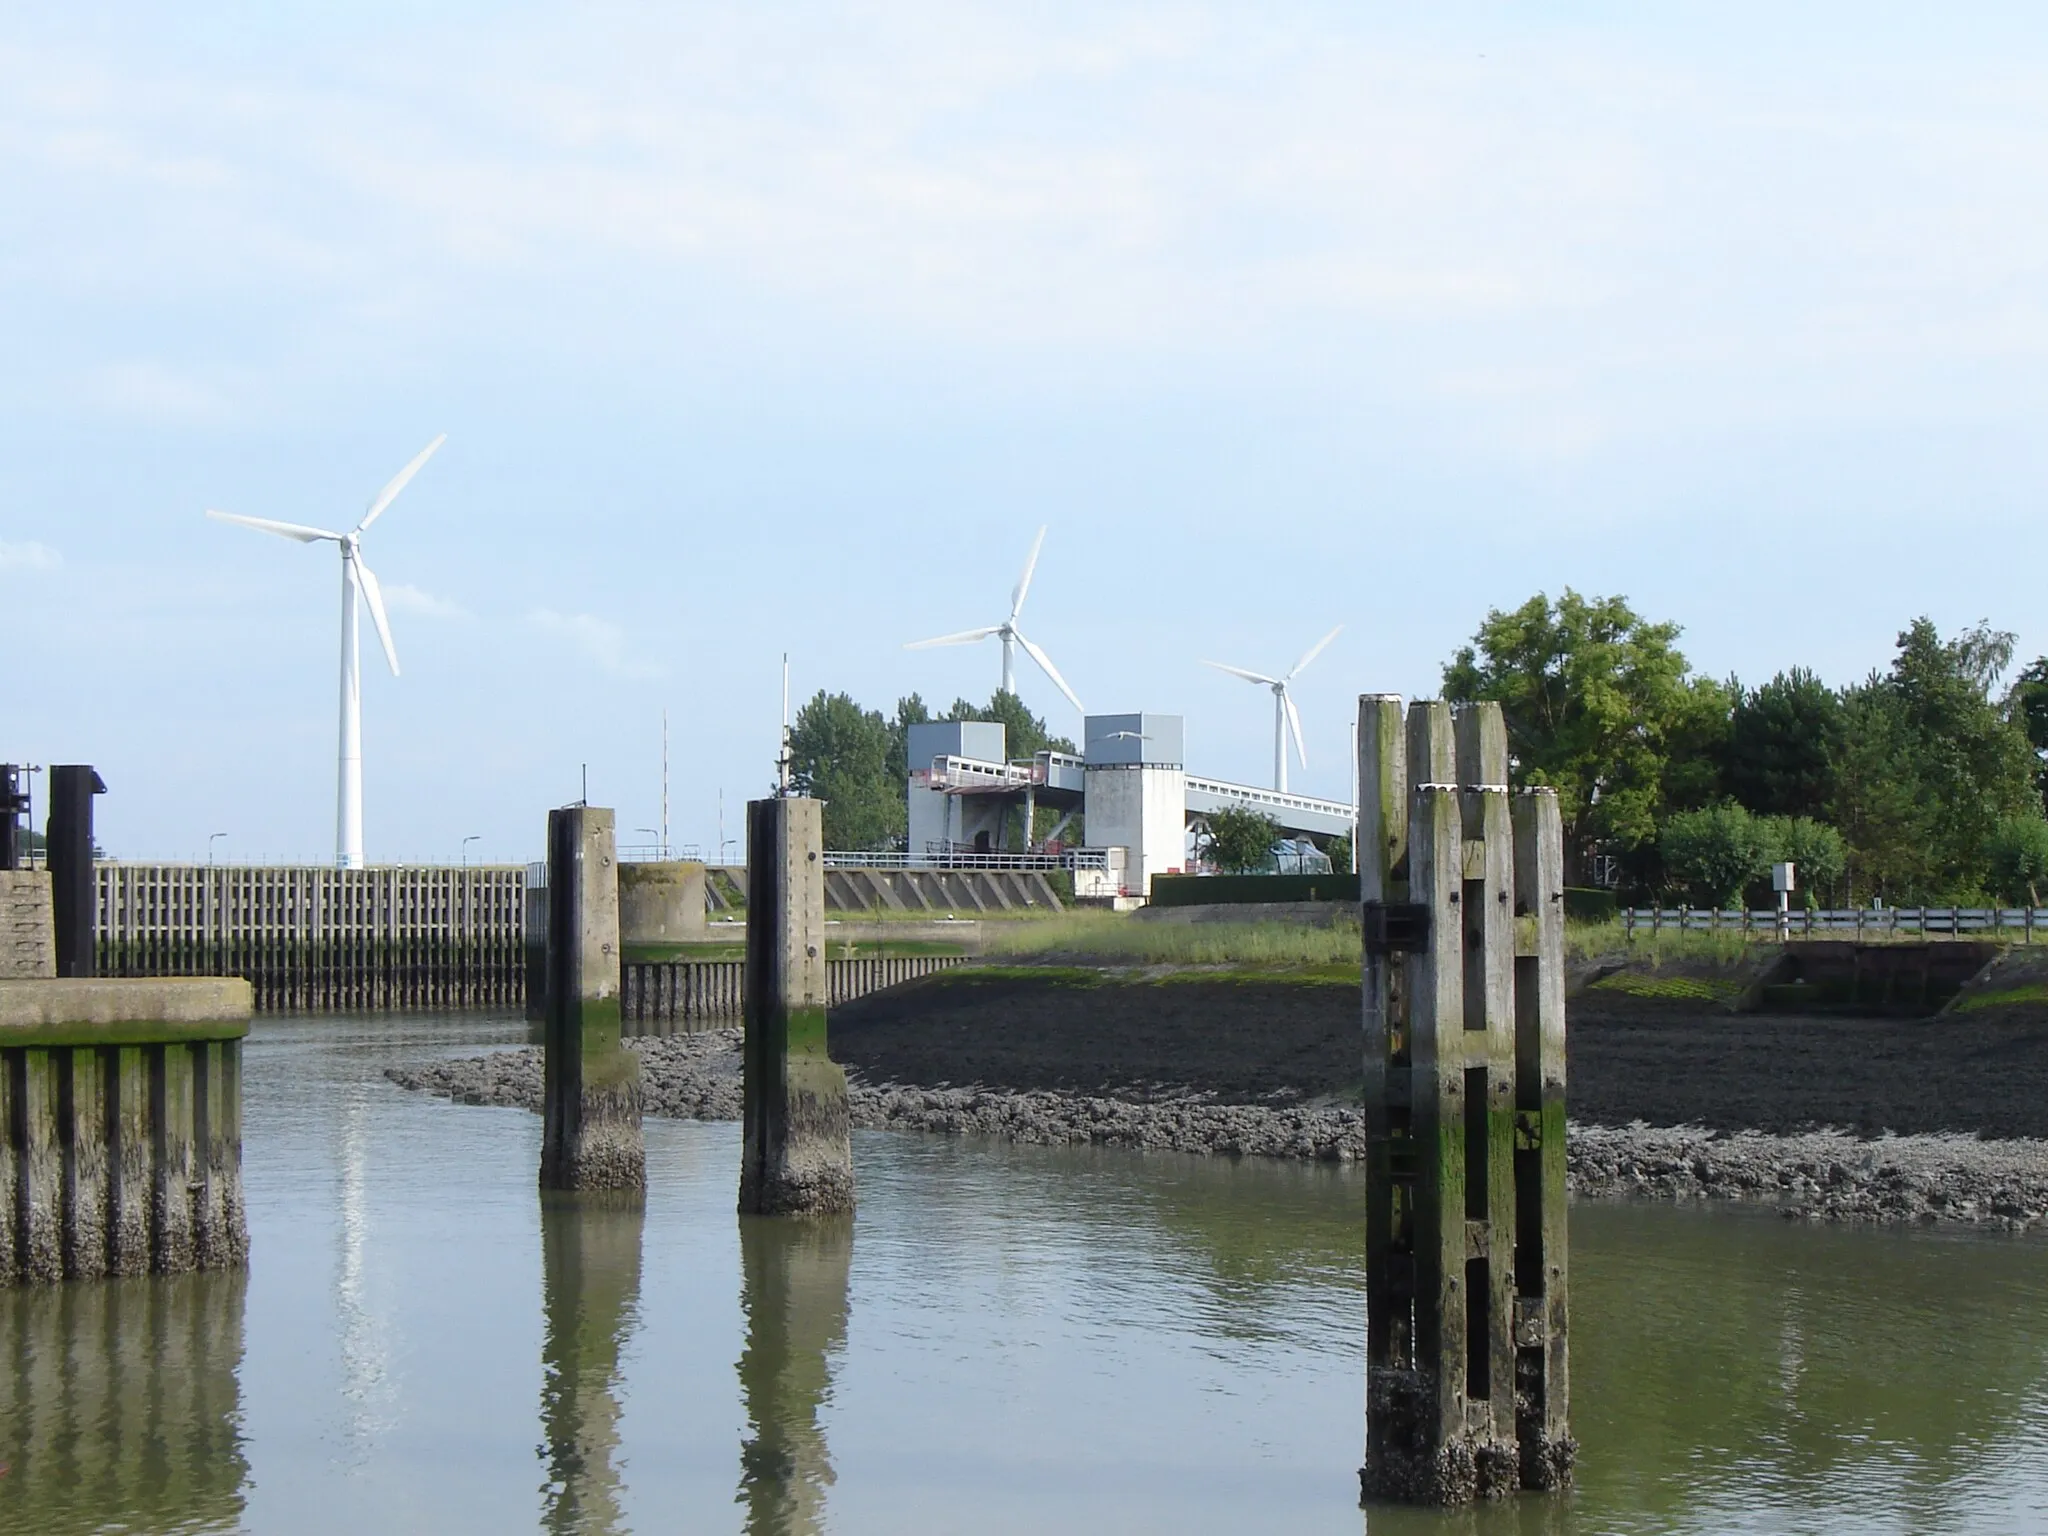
[0,978,252,1284]
[821,867,1063,915]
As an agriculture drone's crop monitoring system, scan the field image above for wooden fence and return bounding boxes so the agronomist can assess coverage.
[620,954,966,1027]
[95,864,527,1011]
[1622,906,2048,940]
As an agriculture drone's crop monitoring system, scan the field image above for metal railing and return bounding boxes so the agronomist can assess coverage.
[1622,907,2048,939]
[822,847,1110,872]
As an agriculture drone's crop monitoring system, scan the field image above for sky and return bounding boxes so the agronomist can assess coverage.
[6,2,2048,863]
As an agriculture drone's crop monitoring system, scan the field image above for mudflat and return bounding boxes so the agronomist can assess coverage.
[831,971,2048,1139]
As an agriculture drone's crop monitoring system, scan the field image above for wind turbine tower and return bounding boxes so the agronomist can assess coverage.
[1202,625,1343,793]
[207,435,446,869]
[905,525,1084,716]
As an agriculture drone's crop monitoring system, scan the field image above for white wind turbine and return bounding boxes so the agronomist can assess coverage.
[207,435,446,870]
[1203,625,1344,793]
[904,525,1084,715]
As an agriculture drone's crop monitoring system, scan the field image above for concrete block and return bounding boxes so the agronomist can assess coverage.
[0,872,55,980]
[619,861,708,946]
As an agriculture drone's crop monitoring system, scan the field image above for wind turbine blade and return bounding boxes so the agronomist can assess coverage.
[1009,525,1048,621]
[1287,624,1344,680]
[356,433,447,533]
[205,510,342,544]
[1016,631,1083,713]
[354,556,402,676]
[1201,659,1281,687]
[905,626,1001,649]
[1284,693,1308,769]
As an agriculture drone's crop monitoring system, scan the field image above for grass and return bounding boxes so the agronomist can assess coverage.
[1951,982,2048,1014]
[1565,920,1761,968]
[980,909,1359,973]
[1587,970,1743,1002]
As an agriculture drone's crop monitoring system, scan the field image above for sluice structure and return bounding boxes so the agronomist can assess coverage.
[1358,697,1572,1505]
[96,863,525,1011]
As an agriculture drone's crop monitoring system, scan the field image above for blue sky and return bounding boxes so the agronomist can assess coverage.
[6,2,2048,862]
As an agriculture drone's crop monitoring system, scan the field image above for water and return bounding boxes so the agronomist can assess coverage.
[5,1012,2048,1534]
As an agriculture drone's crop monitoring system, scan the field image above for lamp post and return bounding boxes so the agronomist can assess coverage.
[208,832,227,867]
[462,835,481,869]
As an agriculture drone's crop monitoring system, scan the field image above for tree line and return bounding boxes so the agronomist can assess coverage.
[1445,592,2048,907]
[783,591,2048,909]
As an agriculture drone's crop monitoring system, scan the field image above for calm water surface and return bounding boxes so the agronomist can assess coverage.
[4,1012,2048,1533]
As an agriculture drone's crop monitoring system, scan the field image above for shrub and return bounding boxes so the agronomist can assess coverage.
[1659,804,1771,907]
[1985,813,2048,906]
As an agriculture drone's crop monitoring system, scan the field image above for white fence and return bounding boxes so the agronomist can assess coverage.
[1622,907,2048,939]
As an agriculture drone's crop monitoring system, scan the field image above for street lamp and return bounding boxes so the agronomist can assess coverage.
[462,835,481,869]
[208,832,227,866]
[636,827,661,860]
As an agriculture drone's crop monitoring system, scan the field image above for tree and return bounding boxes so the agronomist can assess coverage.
[1443,590,1718,879]
[1324,832,1354,875]
[2006,657,2048,816]
[1725,669,1844,820]
[785,691,903,851]
[1758,815,1848,907]
[1985,814,2048,906]
[1830,619,2038,901]
[1203,806,1281,873]
[1659,804,1771,907]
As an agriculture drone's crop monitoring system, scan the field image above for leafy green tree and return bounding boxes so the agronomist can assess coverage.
[1443,590,1721,878]
[1203,806,1282,873]
[1660,804,1771,907]
[1758,815,1848,907]
[1725,669,1844,820]
[1985,814,2048,906]
[1324,832,1354,875]
[1831,619,2037,901]
[2005,657,2048,816]
[786,691,903,851]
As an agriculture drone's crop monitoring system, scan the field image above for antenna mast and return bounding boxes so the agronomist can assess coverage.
[777,654,792,796]
[661,708,670,860]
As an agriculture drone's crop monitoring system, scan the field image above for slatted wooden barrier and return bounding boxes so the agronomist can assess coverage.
[620,954,966,1027]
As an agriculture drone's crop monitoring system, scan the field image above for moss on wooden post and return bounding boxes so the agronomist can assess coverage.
[1361,698,1573,1506]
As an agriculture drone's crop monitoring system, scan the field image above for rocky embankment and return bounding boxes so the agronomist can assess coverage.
[388,1025,2048,1230]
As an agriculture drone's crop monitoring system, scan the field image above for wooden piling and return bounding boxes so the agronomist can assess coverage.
[740,798,853,1216]
[1360,697,1573,1506]
[540,808,645,1194]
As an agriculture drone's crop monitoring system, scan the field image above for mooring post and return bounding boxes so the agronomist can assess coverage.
[740,797,853,1216]
[1360,698,1572,1506]
[540,806,645,1193]
[48,765,106,979]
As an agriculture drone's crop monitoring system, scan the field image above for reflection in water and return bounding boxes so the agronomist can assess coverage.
[537,1193,645,1536]
[0,1270,247,1535]
[333,1090,396,1463]
[736,1215,852,1536]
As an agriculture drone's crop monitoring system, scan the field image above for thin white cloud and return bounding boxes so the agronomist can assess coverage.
[383,583,469,620]
[85,360,237,425]
[0,540,61,571]
[527,607,662,679]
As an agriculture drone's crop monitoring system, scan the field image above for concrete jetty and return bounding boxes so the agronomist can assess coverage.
[0,977,252,1284]
[739,798,853,1216]
[539,807,645,1193]
[1359,698,1572,1505]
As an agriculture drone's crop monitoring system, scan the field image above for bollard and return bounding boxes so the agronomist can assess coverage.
[1359,698,1573,1506]
[739,798,853,1215]
[540,807,645,1193]
[48,765,106,979]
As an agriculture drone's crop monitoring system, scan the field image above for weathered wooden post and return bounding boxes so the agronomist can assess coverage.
[1359,697,1572,1506]
[740,797,853,1215]
[540,807,645,1192]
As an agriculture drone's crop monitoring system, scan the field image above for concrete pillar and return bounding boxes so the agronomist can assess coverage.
[47,765,105,979]
[740,798,853,1215]
[736,1214,852,1534]
[541,807,645,1193]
